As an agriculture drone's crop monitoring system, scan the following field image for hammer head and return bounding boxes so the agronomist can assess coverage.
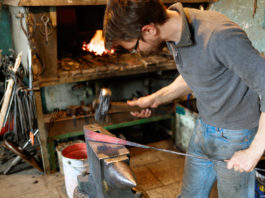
[94,88,112,122]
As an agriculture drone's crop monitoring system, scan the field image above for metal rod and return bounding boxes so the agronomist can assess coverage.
[3,86,16,127]
[87,139,222,163]
[85,130,265,172]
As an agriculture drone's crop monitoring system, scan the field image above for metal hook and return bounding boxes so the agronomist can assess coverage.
[41,15,49,24]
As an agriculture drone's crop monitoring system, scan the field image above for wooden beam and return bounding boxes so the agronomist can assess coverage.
[4,0,218,6]
[3,0,20,6]
[4,0,107,6]
[34,89,51,173]
[164,0,218,3]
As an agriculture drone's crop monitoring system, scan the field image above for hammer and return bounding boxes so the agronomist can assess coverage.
[94,88,146,122]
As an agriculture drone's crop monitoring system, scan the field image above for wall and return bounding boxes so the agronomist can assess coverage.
[210,0,265,54]
[0,6,13,55]
[8,6,30,72]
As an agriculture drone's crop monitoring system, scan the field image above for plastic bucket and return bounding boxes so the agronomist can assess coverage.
[56,140,84,175]
[62,143,88,198]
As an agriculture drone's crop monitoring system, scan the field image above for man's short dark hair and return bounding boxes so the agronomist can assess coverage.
[103,0,169,50]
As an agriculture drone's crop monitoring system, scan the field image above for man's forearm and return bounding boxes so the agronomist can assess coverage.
[153,75,192,105]
[249,112,265,156]
[227,112,265,172]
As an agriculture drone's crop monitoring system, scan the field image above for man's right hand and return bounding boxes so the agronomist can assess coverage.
[127,95,159,118]
[126,75,191,118]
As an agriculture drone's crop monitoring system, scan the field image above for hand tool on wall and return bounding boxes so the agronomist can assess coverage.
[14,87,38,141]
[253,0,257,17]
[1,50,39,148]
[94,88,150,122]
[17,12,44,77]
[3,135,43,173]
[2,81,16,129]
[0,52,22,131]
[40,15,53,43]
[3,129,39,175]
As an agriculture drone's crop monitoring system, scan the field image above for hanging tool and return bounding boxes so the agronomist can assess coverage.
[2,83,16,127]
[16,88,26,137]
[28,49,33,95]
[84,129,265,172]
[0,52,22,131]
[16,11,44,77]
[3,134,43,174]
[253,0,257,18]
[3,129,39,175]
[40,15,53,43]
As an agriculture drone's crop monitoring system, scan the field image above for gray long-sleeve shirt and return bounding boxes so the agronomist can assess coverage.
[167,3,265,130]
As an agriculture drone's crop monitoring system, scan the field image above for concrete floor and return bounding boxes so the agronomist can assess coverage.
[0,139,218,198]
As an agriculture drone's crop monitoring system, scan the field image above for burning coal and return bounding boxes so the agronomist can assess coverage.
[82,30,114,56]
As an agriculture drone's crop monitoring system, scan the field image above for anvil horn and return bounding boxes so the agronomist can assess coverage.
[104,161,137,189]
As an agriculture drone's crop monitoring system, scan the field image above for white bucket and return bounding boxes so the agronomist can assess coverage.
[56,140,84,175]
[62,143,89,198]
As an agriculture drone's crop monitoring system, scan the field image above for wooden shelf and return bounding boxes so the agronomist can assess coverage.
[46,105,174,139]
[48,113,173,139]
[38,53,177,87]
[40,61,176,87]
[4,0,218,6]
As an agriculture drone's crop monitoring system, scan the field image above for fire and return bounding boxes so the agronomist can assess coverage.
[82,30,114,56]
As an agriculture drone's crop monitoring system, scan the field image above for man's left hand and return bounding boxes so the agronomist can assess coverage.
[226,148,262,172]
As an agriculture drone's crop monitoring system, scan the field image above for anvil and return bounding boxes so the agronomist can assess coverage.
[73,123,147,198]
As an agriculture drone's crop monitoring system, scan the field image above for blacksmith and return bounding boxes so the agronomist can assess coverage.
[103,0,265,197]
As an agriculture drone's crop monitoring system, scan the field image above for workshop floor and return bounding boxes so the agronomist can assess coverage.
[0,139,218,198]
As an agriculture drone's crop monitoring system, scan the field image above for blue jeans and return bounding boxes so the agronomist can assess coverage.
[181,118,257,198]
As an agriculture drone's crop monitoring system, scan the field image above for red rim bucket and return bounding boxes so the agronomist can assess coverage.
[61,143,88,198]
[62,143,87,159]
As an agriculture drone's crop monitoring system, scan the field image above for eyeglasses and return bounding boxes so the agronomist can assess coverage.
[131,38,140,53]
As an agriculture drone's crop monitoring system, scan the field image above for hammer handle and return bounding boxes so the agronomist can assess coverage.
[110,102,146,113]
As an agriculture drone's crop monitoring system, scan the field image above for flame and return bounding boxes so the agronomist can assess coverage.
[82,30,114,56]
